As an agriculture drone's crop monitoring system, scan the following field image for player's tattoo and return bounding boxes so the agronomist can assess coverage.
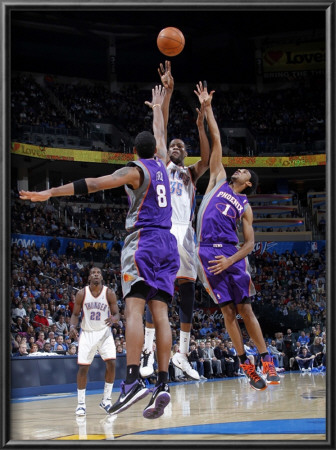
[113,167,133,178]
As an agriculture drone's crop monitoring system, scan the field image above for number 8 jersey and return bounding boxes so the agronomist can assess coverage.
[124,157,172,232]
[81,285,110,331]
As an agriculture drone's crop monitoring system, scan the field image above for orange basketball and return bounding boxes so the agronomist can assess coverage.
[157,27,185,57]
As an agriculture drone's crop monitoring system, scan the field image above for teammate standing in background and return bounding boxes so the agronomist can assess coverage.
[194,82,280,390]
[69,266,120,416]
[20,84,180,419]
[141,61,210,381]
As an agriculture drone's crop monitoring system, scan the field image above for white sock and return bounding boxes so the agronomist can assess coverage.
[103,382,113,402]
[144,327,156,352]
[77,388,86,404]
[179,331,190,355]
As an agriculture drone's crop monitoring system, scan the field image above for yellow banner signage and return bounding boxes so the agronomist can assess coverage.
[11,142,134,164]
[186,154,326,168]
[11,142,325,168]
[263,41,325,73]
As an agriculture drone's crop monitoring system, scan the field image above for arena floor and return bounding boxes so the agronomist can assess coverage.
[10,371,326,442]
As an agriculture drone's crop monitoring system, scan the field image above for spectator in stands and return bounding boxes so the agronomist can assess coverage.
[199,320,215,338]
[298,330,310,347]
[49,337,57,351]
[43,342,53,353]
[29,343,40,355]
[36,331,46,350]
[49,235,61,255]
[288,341,302,370]
[12,334,22,353]
[188,342,207,380]
[116,344,126,355]
[15,343,29,356]
[21,315,32,333]
[12,317,24,334]
[67,344,77,355]
[283,328,297,360]
[309,336,324,367]
[64,335,72,348]
[26,327,36,342]
[295,346,315,372]
[267,339,285,370]
[214,342,233,377]
[55,334,67,351]
[275,332,289,370]
[225,341,241,376]
[33,309,49,330]
[203,341,223,378]
[12,302,27,320]
[55,315,69,336]
[56,344,66,353]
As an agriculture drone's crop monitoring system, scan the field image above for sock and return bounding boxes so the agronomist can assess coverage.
[156,371,168,385]
[260,352,269,360]
[144,327,156,353]
[103,382,113,402]
[179,330,190,355]
[77,388,86,404]
[125,365,139,384]
[239,353,248,364]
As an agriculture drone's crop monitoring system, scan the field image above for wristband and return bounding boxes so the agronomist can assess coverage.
[73,179,88,196]
[152,104,161,109]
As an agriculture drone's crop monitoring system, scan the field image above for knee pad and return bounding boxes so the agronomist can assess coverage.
[178,282,195,324]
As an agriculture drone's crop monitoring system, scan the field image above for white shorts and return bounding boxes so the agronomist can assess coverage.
[171,223,197,281]
[77,327,116,365]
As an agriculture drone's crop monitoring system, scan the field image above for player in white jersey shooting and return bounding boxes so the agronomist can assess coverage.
[140,61,210,381]
[69,266,120,416]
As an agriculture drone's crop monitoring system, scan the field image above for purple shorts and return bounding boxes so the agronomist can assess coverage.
[121,228,180,300]
[197,243,256,305]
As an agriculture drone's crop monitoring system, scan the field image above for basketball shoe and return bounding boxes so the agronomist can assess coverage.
[75,403,86,416]
[240,359,267,391]
[140,349,155,378]
[262,355,281,384]
[108,379,149,415]
[143,383,171,419]
[99,400,112,414]
[172,352,200,380]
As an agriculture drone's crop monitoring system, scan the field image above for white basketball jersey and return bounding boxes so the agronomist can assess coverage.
[167,161,196,225]
[81,286,110,332]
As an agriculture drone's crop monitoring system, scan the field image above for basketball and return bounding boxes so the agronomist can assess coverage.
[157,27,185,57]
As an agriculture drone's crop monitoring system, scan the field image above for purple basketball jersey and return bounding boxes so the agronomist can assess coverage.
[196,179,249,245]
[125,157,172,232]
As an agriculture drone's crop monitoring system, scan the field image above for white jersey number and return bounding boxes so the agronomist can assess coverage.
[156,184,168,208]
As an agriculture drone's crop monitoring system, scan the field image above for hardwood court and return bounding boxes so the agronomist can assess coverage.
[10,372,326,441]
